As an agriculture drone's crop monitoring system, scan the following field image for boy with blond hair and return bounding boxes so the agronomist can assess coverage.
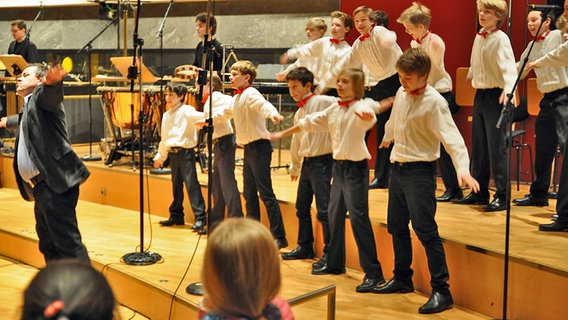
[213,60,288,248]
[453,0,517,211]
[280,11,353,96]
[276,17,327,83]
[349,5,402,189]
[374,48,479,314]
[397,2,462,202]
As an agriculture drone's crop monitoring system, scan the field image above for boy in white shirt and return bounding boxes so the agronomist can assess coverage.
[280,11,353,96]
[213,60,288,248]
[374,48,479,314]
[396,2,462,202]
[280,67,336,268]
[513,9,568,208]
[453,0,517,212]
[153,82,206,230]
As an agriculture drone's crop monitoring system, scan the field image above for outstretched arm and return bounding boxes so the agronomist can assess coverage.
[268,124,301,140]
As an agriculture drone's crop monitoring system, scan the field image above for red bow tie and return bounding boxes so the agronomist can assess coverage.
[338,99,355,108]
[414,31,430,45]
[330,38,341,44]
[296,94,314,108]
[359,32,371,42]
[201,93,210,105]
[477,28,498,39]
[407,83,428,96]
[535,30,550,42]
[233,85,251,95]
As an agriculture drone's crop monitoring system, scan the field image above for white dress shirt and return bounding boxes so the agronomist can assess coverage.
[289,94,336,176]
[384,85,470,176]
[534,37,568,67]
[349,26,403,82]
[518,29,568,93]
[213,86,280,146]
[298,98,378,161]
[411,32,453,93]
[287,37,352,90]
[203,91,235,139]
[154,103,204,162]
[17,94,40,182]
[468,28,517,94]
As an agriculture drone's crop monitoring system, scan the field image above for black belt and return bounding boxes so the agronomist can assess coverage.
[213,134,234,144]
[169,147,189,154]
[392,161,435,168]
[304,153,333,162]
[30,173,45,188]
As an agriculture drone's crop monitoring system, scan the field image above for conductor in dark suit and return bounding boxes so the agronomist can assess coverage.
[0,63,90,263]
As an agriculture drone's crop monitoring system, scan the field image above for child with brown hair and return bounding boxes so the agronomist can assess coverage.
[373,48,478,315]
[271,67,393,293]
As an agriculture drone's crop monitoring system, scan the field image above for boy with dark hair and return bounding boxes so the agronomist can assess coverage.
[373,48,479,315]
[280,67,336,267]
[153,82,206,230]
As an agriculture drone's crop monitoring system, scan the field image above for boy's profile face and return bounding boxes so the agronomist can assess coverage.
[306,28,325,41]
[330,17,350,39]
[336,75,355,100]
[397,69,428,94]
[229,70,250,89]
[195,20,212,39]
[527,11,549,37]
[478,5,500,29]
[165,89,183,108]
[287,79,312,102]
[402,22,426,40]
[353,11,373,35]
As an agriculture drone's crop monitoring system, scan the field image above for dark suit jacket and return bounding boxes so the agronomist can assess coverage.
[6,82,90,201]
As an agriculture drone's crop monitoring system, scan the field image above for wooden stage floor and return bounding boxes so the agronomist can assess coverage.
[0,146,566,319]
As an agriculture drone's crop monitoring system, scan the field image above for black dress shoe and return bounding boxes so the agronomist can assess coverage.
[159,218,184,226]
[281,246,315,260]
[275,238,289,249]
[355,276,386,293]
[312,253,328,269]
[539,221,568,232]
[451,192,489,205]
[419,290,454,314]
[369,178,388,189]
[436,189,463,202]
[191,218,206,230]
[485,198,506,212]
[513,194,549,206]
[311,263,345,275]
[371,278,414,294]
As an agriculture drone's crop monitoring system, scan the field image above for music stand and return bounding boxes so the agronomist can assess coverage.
[110,56,158,83]
[0,54,27,77]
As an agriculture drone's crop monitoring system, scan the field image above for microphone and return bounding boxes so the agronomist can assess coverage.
[527,4,561,10]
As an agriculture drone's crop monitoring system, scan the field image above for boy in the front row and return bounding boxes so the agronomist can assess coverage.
[280,67,337,268]
[213,60,288,248]
[373,48,479,314]
[153,82,207,230]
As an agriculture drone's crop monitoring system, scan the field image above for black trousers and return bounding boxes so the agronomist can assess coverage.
[387,161,450,292]
[530,88,568,199]
[295,154,332,252]
[327,159,384,279]
[168,148,206,221]
[209,135,243,233]
[33,182,90,263]
[555,142,568,225]
[365,73,401,184]
[471,88,507,199]
[439,91,460,192]
[243,139,286,240]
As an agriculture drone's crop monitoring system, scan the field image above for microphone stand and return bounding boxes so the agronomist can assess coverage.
[26,3,43,40]
[187,0,216,296]
[494,8,547,319]
[150,0,174,176]
[121,0,162,266]
[78,17,117,162]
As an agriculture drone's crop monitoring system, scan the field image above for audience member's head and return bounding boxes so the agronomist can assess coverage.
[202,218,281,319]
[21,259,116,320]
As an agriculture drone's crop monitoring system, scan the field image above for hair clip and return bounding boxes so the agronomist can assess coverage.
[44,300,64,318]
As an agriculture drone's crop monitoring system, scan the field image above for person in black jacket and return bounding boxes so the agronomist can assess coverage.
[0,63,90,263]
